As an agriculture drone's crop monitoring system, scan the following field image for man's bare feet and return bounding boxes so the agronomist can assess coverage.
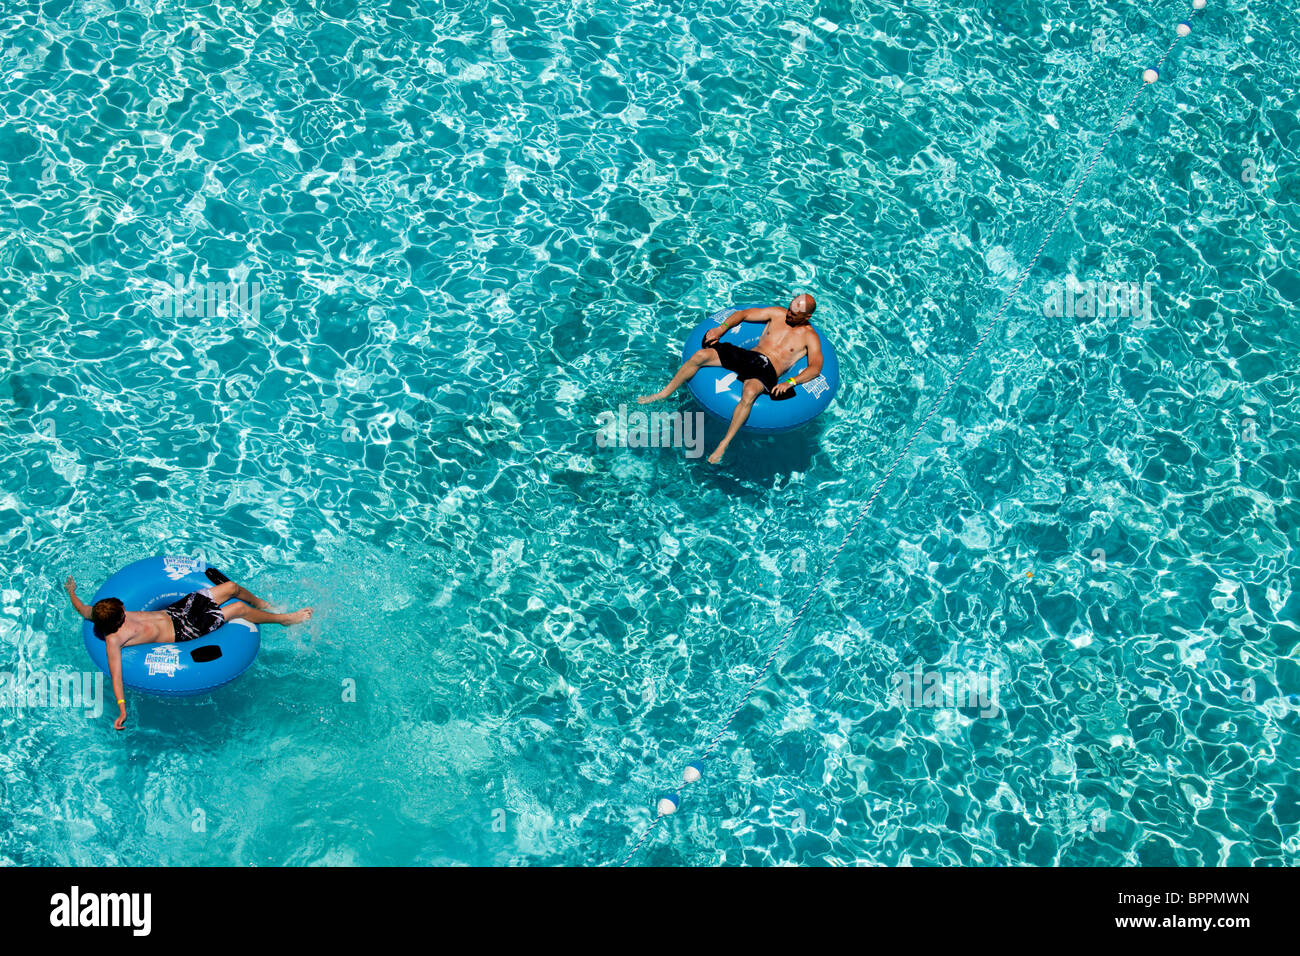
[637,392,665,404]
[707,447,725,464]
[285,608,313,625]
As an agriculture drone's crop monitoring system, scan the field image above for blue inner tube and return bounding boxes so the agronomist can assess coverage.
[683,304,840,432]
[82,555,260,698]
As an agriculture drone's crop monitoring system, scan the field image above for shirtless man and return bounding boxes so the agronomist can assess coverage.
[639,293,825,463]
[65,572,312,729]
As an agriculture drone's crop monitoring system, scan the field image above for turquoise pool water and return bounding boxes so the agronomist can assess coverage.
[1,0,1297,866]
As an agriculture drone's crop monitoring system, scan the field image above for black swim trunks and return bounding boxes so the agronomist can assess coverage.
[163,589,226,642]
[706,341,797,400]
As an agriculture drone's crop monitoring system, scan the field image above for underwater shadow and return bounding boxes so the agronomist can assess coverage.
[693,414,829,491]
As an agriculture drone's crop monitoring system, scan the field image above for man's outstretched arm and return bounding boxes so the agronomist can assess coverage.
[702,306,782,345]
[106,639,128,730]
[65,576,92,619]
[726,306,783,324]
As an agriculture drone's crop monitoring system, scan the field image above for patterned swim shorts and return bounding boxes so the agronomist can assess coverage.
[162,589,226,642]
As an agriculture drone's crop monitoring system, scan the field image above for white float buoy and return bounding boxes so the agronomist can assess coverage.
[1143,68,1159,83]
[683,761,704,784]
[1177,22,1191,37]
[1193,0,1206,9]
[657,794,679,816]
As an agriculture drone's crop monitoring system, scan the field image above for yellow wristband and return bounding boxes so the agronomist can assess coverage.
[116,699,125,705]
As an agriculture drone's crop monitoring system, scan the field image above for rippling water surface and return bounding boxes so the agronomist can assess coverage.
[1,0,1297,865]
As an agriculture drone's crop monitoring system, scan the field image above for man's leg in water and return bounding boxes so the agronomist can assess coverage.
[222,600,313,626]
[639,348,721,404]
[206,580,272,610]
[708,379,766,463]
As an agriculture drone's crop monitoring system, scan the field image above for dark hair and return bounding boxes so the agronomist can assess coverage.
[92,598,125,640]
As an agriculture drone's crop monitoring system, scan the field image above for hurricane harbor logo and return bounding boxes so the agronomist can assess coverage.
[149,274,261,321]
[0,667,104,718]
[144,645,181,678]
[50,886,151,936]
[162,555,204,580]
[891,662,1001,718]
[595,405,707,458]
[800,374,831,399]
